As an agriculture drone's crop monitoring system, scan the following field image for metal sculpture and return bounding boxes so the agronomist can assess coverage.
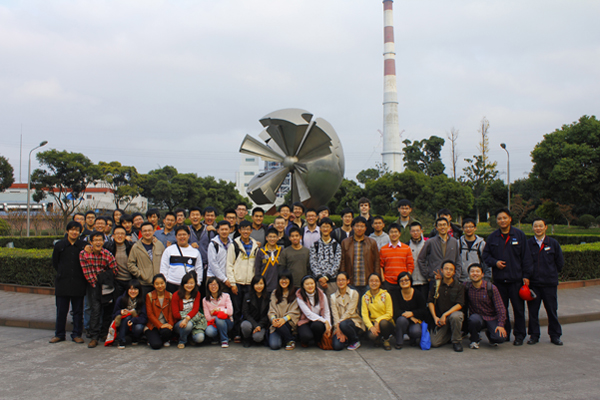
[239,108,345,209]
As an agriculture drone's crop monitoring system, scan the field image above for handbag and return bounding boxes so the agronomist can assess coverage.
[420,322,431,350]
[318,332,333,350]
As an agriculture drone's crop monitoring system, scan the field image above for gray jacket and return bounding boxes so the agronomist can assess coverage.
[417,235,462,282]
[409,238,427,285]
[459,235,490,282]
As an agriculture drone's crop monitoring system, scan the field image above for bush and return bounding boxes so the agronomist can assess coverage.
[561,242,600,281]
[596,215,600,226]
[477,233,600,246]
[578,214,596,229]
[0,248,55,286]
[0,219,10,236]
[0,236,62,249]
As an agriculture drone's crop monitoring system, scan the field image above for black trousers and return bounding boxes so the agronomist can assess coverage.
[87,285,114,340]
[298,321,326,345]
[231,284,250,336]
[495,281,525,340]
[528,285,561,340]
[146,327,174,349]
[55,295,84,339]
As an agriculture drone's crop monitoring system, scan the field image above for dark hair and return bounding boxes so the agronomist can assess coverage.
[288,226,302,236]
[178,272,199,299]
[292,202,306,212]
[85,211,96,217]
[409,221,422,229]
[132,212,143,220]
[121,214,133,223]
[441,260,457,272]
[299,275,320,306]
[206,276,224,300]
[217,220,231,228]
[73,212,84,219]
[112,225,126,234]
[336,271,349,280]
[189,206,202,214]
[275,270,296,304]
[467,264,483,274]
[112,209,124,219]
[174,225,190,235]
[119,279,145,312]
[358,197,371,207]
[351,216,368,227]
[66,221,82,232]
[224,208,236,216]
[152,273,166,285]
[397,199,412,208]
[105,217,114,225]
[305,208,317,216]
[367,272,382,286]
[397,271,413,287]
[203,206,217,216]
[438,208,452,217]
[462,218,477,227]
[278,204,291,212]
[252,207,265,216]
[317,206,330,214]
[95,216,107,223]
[175,208,186,217]
[236,202,247,210]
[266,227,279,237]
[388,223,401,233]
[239,220,252,229]
[495,208,512,218]
[373,215,385,223]
[250,275,267,296]
[532,218,547,226]
[146,208,160,218]
[435,217,449,226]
[89,231,105,241]
[319,217,333,227]
[340,208,354,218]
[274,216,286,223]
[140,221,154,230]
[164,211,176,219]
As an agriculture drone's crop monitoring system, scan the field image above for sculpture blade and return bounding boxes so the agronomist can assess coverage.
[246,167,290,204]
[291,171,311,202]
[260,109,312,156]
[294,122,332,162]
[239,135,285,162]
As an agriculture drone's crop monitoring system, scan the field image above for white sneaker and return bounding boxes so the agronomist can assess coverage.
[221,341,229,348]
[163,342,170,347]
[469,341,480,349]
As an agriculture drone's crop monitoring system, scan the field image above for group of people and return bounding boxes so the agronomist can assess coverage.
[51,198,565,352]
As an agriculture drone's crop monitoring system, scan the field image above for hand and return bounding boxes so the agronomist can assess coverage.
[318,276,328,287]
[179,320,188,329]
[84,245,92,254]
[496,260,506,269]
[212,308,221,315]
[433,316,441,327]
[166,241,172,247]
[121,309,128,316]
[206,225,216,232]
[191,243,199,249]
[127,320,133,327]
[439,314,447,326]
[225,280,232,288]
[160,323,172,330]
[496,326,507,338]
[253,326,261,334]
[272,318,284,328]
[433,270,442,280]
[125,235,132,241]
[402,311,414,319]
[523,278,530,286]
[231,286,239,296]
[325,321,331,336]
[369,326,380,336]
[152,236,158,243]
[410,317,421,324]
[334,328,347,342]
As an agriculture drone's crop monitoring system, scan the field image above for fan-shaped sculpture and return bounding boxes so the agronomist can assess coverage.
[239,108,345,209]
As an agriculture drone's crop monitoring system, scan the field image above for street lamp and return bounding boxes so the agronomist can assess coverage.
[500,143,510,210]
[27,140,48,237]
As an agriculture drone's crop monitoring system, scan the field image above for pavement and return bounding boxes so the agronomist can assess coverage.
[1,285,599,331]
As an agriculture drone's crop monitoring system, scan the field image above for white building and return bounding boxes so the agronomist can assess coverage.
[235,156,291,212]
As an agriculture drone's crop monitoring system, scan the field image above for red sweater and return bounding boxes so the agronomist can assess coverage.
[171,291,201,321]
[379,242,414,284]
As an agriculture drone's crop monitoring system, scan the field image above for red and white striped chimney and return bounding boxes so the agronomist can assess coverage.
[382,0,403,172]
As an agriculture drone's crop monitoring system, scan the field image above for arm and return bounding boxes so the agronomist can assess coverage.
[361,294,373,329]
[52,243,61,271]
[330,294,340,326]
[374,292,393,325]
[194,251,203,286]
[223,293,234,317]
[296,292,327,323]
[372,242,381,276]
[406,247,414,274]
[330,241,342,277]
[203,298,215,323]
[309,245,319,276]
[520,234,534,283]
[131,303,148,325]
[482,235,498,269]
[418,241,430,281]
[112,296,123,320]
[254,250,264,277]
[127,246,142,279]
[159,248,170,278]
[188,295,201,318]
[145,293,162,329]
[242,294,259,327]
[171,292,182,321]
[226,245,237,286]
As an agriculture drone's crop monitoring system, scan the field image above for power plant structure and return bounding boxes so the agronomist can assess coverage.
[381,0,403,172]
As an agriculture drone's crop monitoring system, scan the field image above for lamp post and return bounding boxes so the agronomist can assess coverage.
[27,141,48,237]
[500,143,510,210]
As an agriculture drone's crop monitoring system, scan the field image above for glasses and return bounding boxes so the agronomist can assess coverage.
[399,278,411,283]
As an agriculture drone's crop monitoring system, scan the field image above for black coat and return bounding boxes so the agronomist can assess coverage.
[52,238,88,297]
[103,239,133,257]
[242,291,270,329]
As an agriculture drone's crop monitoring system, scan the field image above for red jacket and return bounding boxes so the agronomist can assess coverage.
[171,291,201,321]
[146,290,175,330]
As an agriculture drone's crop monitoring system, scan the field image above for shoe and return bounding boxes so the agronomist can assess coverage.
[513,337,524,346]
[243,340,252,348]
[233,336,242,343]
[395,343,403,350]
[347,341,361,351]
[118,342,125,349]
[131,341,138,346]
[551,338,563,346]
[221,341,229,348]
[163,342,170,347]
[177,343,185,349]
[469,341,480,349]
[49,337,65,343]
[72,337,85,344]
[491,342,499,347]
[285,341,296,350]
[88,339,98,348]
[453,343,463,352]
[211,340,219,345]
[383,339,391,351]
[527,337,539,345]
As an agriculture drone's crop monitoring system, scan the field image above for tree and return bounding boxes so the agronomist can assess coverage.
[558,203,576,228]
[364,170,430,215]
[477,117,492,165]
[98,161,142,210]
[510,194,535,228]
[530,115,600,215]
[0,155,14,192]
[327,179,365,215]
[30,149,101,226]
[476,179,507,220]
[356,168,381,185]
[420,174,474,219]
[536,199,562,233]
[446,127,460,180]
[460,155,498,222]
[402,136,446,177]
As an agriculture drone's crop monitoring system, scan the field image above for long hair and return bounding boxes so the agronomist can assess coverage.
[274,270,296,304]
[120,279,145,311]
[206,276,224,300]
[249,275,266,297]
[178,272,198,299]
[299,275,319,306]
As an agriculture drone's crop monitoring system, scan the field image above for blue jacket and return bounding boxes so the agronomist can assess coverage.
[527,236,564,286]
[483,227,533,283]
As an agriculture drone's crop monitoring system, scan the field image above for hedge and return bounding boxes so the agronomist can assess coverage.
[0,236,63,249]
[476,233,600,246]
[0,248,55,287]
[560,243,600,281]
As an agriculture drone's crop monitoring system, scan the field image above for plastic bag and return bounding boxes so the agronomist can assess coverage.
[420,322,431,350]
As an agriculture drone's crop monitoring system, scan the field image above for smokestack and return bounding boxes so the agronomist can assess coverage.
[382,0,403,172]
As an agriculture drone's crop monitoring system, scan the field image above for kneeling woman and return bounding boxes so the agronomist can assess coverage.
[362,273,394,351]
[203,277,234,348]
[394,271,429,349]
[172,272,207,349]
[145,274,175,349]
[296,275,331,347]
[268,271,301,350]
[241,276,270,347]
[112,279,147,349]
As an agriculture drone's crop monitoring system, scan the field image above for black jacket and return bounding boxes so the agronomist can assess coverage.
[52,238,88,297]
[483,227,533,283]
[527,236,564,286]
[392,289,431,325]
[242,291,270,329]
[103,239,133,257]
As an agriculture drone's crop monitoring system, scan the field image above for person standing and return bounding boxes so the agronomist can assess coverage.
[127,222,165,296]
[340,217,380,295]
[429,209,462,239]
[358,197,375,236]
[301,208,320,250]
[250,207,268,246]
[395,199,418,244]
[103,226,134,298]
[309,218,341,296]
[332,208,354,245]
[418,217,462,285]
[408,222,429,300]
[154,211,176,248]
[369,216,390,250]
[526,218,564,346]
[482,208,533,346]
[458,218,489,283]
[254,228,282,293]
[207,220,233,291]
[379,223,414,305]
[279,227,310,290]
[160,226,203,293]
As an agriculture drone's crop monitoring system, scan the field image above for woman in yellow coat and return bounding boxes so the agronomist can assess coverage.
[361,273,394,350]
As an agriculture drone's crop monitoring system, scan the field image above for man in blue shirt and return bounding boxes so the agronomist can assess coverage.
[154,211,176,247]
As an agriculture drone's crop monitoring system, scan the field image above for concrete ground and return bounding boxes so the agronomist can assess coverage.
[0,321,598,400]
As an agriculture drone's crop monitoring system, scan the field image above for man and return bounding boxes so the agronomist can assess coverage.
[104,217,114,236]
[291,202,306,229]
[429,208,462,239]
[330,272,365,351]
[395,199,418,244]
[459,218,488,283]
[227,220,260,340]
[379,223,414,304]
[254,228,282,293]
[249,207,268,246]
[370,216,390,250]
[464,264,507,349]
[131,212,144,240]
[278,204,292,224]
[79,231,117,348]
[279,227,310,290]
[50,221,88,344]
[332,208,354,245]
[207,221,233,290]
[482,208,533,346]
[103,226,133,298]
[273,216,291,248]
[87,217,109,243]
[358,197,375,236]
[526,218,564,346]
[128,222,165,296]
[160,225,203,293]
[224,209,238,239]
[302,208,320,250]
[309,218,342,296]
[189,206,218,292]
[83,211,96,236]
[120,214,137,243]
[317,205,332,224]
[175,208,187,226]
[408,222,429,300]
[339,217,380,294]
[73,213,86,239]
[418,217,463,284]
[146,209,161,231]
[235,203,248,225]
[428,261,465,352]
[154,211,176,247]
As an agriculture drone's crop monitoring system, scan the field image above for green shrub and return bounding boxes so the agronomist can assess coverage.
[578,214,596,229]
[596,216,600,226]
[0,248,55,286]
[0,219,10,236]
[561,242,600,281]
[476,232,600,246]
[0,236,62,249]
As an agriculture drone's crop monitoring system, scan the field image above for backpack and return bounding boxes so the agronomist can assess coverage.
[212,240,242,259]
[459,238,484,265]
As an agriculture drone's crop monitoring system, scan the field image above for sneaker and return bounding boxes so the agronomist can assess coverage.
[453,342,463,352]
[383,339,392,351]
[177,343,185,349]
[221,341,229,348]
[118,342,125,349]
[347,341,361,351]
[243,339,252,348]
[163,342,170,347]
[131,341,138,346]
[491,343,499,347]
[233,336,242,343]
[395,343,403,350]
[469,341,480,349]
[285,341,296,350]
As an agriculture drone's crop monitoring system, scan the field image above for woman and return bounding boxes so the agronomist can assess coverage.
[361,273,394,351]
[268,271,301,350]
[296,275,331,347]
[394,271,429,349]
[172,272,206,349]
[112,209,124,227]
[112,279,147,349]
[145,274,175,349]
[330,272,365,351]
[241,275,270,347]
[203,277,234,348]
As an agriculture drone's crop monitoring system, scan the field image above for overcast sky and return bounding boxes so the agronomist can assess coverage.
[1,0,598,187]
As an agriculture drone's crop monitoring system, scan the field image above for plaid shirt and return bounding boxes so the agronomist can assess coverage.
[353,238,366,286]
[79,248,117,288]
[465,281,506,327]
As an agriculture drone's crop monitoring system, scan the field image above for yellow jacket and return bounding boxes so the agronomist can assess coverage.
[361,289,394,329]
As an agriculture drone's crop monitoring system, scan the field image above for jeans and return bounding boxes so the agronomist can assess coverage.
[117,315,145,344]
[269,322,295,350]
[55,295,84,339]
[298,321,326,345]
[430,311,464,347]
[468,314,506,344]
[395,316,422,346]
[146,327,173,349]
[241,320,266,343]
[332,319,363,350]
[174,320,205,345]
[206,318,234,343]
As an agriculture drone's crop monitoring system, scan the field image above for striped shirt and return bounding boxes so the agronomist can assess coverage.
[353,238,366,286]
[379,242,414,285]
[79,248,117,288]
